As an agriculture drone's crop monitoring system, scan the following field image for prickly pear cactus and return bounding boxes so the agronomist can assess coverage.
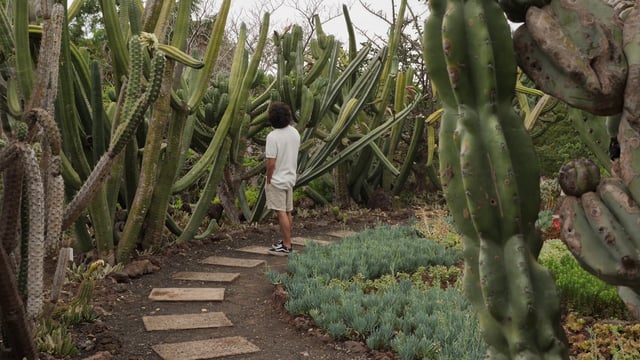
[424,0,569,357]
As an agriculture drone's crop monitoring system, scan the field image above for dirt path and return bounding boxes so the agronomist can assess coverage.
[71,210,411,360]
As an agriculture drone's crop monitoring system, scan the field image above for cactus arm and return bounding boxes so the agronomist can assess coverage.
[171,14,251,194]
[21,147,44,320]
[58,26,93,182]
[169,6,237,194]
[13,0,33,102]
[297,96,420,186]
[342,5,357,62]
[617,286,640,319]
[115,47,168,262]
[392,113,426,195]
[90,61,108,164]
[0,236,37,359]
[67,0,86,21]
[566,108,612,172]
[305,52,385,170]
[186,0,231,109]
[0,156,23,256]
[559,193,639,287]
[511,0,626,116]
[98,0,128,86]
[141,109,187,249]
[176,139,231,243]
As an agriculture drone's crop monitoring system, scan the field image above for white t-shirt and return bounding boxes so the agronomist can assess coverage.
[265,125,301,189]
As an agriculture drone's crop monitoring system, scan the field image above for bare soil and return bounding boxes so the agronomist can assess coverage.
[66,208,414,360]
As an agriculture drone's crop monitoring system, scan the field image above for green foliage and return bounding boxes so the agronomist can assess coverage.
[266,224,485,359]
[285,225,461,280]
[65,260,123,283]
[540,176,561,210]
[241,155,261,168]
[535,209,554,233]
[35,320,79,357]
[539,240,627,318]
[307,175,334,203]
[238,185,260,208]
[56,303,97,326]
[532,119,597,177]
[565,313,640,359]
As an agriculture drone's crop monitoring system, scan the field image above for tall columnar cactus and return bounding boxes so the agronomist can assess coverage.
[423,0,569,357]
[62,34,166,232]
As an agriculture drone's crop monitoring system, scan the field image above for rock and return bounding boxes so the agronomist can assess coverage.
[122,259,160,278]
[272,284,288,310]
[343,340,368,354]
[82,351,112,360]
[107,271,130,283]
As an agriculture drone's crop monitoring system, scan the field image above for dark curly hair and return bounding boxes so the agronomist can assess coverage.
[268,101,292,129]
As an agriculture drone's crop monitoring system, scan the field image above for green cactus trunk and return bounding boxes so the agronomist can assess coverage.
[143,0,233,248]
[424,0,569,357]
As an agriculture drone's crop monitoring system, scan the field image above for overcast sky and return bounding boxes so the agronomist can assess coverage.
[227,0,429,45]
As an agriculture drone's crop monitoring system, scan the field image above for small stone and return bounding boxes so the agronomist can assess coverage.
[81,351,112,360]
[344,340,368,354]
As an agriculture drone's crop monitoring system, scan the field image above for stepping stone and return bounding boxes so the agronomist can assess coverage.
[236,245,270,255]
[172,272,240,283]
[326,229,356,238]
[143,312,233,331]
[291,237,331,246]
[200,256,266,268]
[152,336,260,360]
[149,288,224,302]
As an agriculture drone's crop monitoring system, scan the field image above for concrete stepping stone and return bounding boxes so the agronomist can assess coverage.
[235,245,270,255]
[200,256,265,268]
[149,288,224,302]
[326,229,356,238]
[291,237,331,246]
[143,312,233,331]
[172,272,240,283]
[152,336,260,360]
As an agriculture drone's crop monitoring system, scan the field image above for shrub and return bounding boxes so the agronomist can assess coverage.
[266,224,485,359]
[532,116,597,177]
[539,240,627,318]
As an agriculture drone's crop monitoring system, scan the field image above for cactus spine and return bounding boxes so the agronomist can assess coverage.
[424,0,568,357]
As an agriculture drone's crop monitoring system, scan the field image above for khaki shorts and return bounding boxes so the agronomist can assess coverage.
[265,183,293,212]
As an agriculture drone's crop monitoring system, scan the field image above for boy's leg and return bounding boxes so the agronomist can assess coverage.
[277,210,292,249]
[266,184,292,250]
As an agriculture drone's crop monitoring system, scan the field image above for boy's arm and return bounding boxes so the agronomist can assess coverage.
[266,157,276,184]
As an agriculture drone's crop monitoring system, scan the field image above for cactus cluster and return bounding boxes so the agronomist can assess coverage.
[503,0,640,322]
[424,0,569,357]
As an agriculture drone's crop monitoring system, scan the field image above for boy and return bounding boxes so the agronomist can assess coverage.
[265,102,300,255]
